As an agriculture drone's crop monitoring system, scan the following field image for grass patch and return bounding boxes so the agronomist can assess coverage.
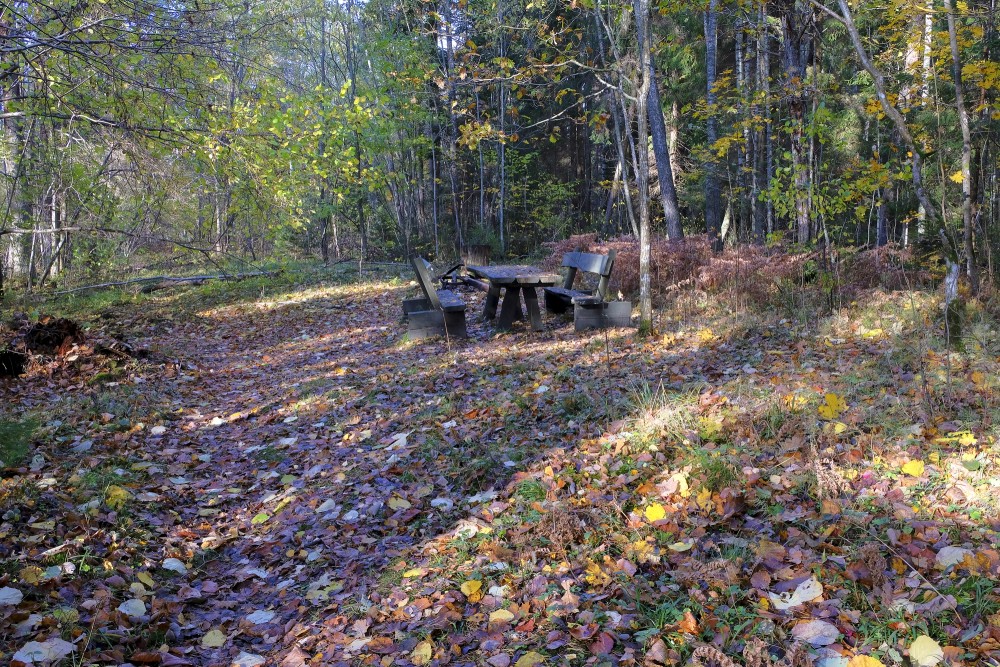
[515,479,547,502]
[0,417,39,466]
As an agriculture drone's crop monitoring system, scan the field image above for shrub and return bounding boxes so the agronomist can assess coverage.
[542,234,931,310]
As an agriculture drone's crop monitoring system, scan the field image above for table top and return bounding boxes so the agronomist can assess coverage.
[467,265,560,286]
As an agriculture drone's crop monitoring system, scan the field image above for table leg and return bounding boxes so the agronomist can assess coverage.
[497,286,522,330]
[482,284,501,321]
[523,287,544,331]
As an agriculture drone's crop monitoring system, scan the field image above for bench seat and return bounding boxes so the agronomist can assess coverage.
[436,289,467,312]
[543,250,616,315]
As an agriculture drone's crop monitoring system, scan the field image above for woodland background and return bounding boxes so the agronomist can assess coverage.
[1,0,998,297]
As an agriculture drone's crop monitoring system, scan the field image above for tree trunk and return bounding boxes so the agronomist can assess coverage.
[634,0,653,329]
[704,0,722,249]
[647,61,684,240]
[830,0,939,227]
[943,0,977,291]
[753,3,771,244]
[781,3,810,244]
[443,0,464,251]
[610,99,640,236]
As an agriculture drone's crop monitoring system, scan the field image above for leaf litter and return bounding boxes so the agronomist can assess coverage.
[0,280,998,666]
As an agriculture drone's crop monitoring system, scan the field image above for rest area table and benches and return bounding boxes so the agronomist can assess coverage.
[466,264,560,331]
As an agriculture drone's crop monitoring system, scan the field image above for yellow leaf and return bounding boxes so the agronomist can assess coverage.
[696,487,713,511]
[515,651,546,667]
[19,566,43,584]
[784,393,809,409]
[411,640,433,666]
[584,560,611,587]
[950,170,964,183]
[489,609,516,623]
[388,496,411,510]
[201,628,227,648]
[959,432,977,446]
[826,421,848,435]
[818,393,847,420]
[106,485,131,510]
[460,580,482,597]
[631,539,656,563]
[971,370,985,385]
[137,572,155,588]
[847,657,885,667]
[901,460,925,477]
[671,473,691,498]
[928,451,940,464]
[402,568,427,578]
[909,635,945,667]
[644,503,666,522]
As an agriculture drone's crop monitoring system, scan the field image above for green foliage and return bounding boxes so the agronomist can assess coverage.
[0,418,38,467]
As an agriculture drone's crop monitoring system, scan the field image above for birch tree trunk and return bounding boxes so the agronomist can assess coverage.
[634,0,653,329]
[826,0,939,226]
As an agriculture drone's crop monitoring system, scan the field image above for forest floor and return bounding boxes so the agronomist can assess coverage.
[1,265,1000,667]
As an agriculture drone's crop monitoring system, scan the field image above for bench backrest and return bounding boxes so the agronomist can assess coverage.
[410,255,443,311]
[560,249,617,299]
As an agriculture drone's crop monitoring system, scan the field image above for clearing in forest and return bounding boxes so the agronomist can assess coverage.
[1,266,999,667]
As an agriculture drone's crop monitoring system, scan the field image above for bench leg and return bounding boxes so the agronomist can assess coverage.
[482,285,501,321]
[497,286,522,330]
[523,287,544,331]
[443,310,468,338]
[544,290,571,314]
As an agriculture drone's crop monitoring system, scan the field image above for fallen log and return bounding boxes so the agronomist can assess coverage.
[140,270,282,293]
[48,270,281,295]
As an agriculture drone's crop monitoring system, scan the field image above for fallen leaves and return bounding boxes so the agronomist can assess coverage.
[201,628,228,648]
[162,557,188,574]
[791,619,840,646]
[489,609,516,624]
[514,651,546,667]
[817,392,847,419]
[12,637,75,665]
[767,576,823,610]
[908,635,945,667]
[410,641,433,665]
[846,657,884,667]
[2,274,999,667]
[116,599,146,619]
[644,502,666,522]
[0,587,24,606]
[461,579,484,602]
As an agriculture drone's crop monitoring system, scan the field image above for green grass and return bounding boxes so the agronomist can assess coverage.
[80,465,132,491]
[515,479,547,502]
[0,417,38,466]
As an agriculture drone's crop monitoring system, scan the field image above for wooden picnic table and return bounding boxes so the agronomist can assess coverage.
[467,265,561,331]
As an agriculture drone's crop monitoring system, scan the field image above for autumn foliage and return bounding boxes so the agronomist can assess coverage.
[543,234,929,308]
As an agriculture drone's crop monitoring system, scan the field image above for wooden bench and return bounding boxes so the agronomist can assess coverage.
[543,250,617,314]
[402,256,468,340]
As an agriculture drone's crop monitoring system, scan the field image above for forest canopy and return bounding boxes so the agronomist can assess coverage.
[1,0,997,293]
